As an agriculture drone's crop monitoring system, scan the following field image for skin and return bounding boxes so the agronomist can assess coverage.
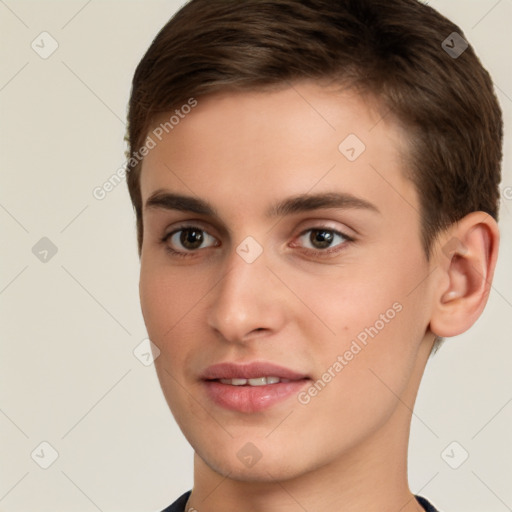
[138,82,499,512]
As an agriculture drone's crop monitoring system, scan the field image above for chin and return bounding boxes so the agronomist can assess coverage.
[198,444,312,483]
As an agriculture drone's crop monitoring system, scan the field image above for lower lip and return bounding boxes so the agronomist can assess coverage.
[202,379,311,413]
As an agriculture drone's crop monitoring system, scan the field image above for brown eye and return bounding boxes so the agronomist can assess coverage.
[180,228,204,250]
[296,228,351,253]
[165,227,218,253]
[309,229,335,249]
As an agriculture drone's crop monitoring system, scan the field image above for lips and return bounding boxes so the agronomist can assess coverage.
[200,361,311,413]
[200,361,309,381]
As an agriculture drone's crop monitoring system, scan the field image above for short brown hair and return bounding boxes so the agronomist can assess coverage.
[125,0,503,351]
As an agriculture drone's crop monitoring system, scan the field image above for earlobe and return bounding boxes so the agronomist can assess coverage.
[429,212,499,338]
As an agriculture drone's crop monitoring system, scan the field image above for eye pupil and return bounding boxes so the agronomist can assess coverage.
[180,228,204,249]
[310,229,334,249]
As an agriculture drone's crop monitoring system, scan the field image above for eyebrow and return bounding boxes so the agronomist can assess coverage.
[144,190,380,218]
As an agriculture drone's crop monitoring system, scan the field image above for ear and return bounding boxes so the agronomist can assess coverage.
[429,212,500,338]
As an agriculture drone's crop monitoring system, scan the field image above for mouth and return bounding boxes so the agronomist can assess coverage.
[199,361,312,413]
[202,375,311,413]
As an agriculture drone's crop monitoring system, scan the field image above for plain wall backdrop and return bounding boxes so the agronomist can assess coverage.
[1,1,511,511]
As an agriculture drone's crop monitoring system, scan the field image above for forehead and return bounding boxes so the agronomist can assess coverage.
[140,82,415,221]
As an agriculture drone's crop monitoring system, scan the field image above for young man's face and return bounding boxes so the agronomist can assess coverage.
[138,83,437,482]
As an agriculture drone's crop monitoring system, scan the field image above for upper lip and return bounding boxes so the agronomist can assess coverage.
[201,361,309,381]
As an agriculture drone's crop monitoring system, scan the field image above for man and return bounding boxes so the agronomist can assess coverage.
[124,1,502,510]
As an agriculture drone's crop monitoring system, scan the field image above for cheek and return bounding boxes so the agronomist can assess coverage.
[292,287,422,443]
[291,249,428,381]
[139,262,210,340]
[139,262,219,399]
[139,255,215,324]
[139,268,174,340]
[139,265,208,411]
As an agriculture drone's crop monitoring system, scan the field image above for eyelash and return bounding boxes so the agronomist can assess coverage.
[160,224,355,259]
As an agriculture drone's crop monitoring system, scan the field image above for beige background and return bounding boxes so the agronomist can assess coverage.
[1,1,511,511]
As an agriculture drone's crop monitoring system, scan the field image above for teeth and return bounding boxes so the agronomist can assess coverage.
[231,378,249,386]
[218,376,291,386]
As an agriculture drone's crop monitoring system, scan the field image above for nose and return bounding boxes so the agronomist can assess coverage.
[207,246,287,343]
